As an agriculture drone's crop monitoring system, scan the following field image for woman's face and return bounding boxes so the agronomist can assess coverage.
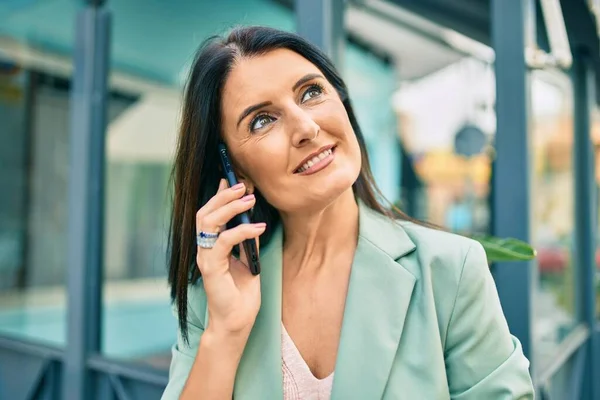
[220,48,362,213]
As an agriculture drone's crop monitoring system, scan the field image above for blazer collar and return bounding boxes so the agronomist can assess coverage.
[356,201,416,260]
[232,200,417,399]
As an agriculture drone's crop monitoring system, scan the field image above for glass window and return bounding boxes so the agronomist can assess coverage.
[0,67,138,348]
[394,58,495,234]
[530,70,577,368]
[0,0,76,347]
[0,69,70,346]
[542,355,576,399]
[102,93,175,366]
[344,43,402,203]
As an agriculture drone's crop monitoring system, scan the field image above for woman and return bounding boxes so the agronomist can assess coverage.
[162,26,534,399]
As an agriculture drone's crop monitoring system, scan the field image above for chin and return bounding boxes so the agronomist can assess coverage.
[300,171,358,212]
[270,161,360,213]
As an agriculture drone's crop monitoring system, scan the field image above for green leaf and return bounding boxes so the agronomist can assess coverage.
[469,235,537,262]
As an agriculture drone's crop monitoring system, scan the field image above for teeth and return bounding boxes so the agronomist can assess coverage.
[297,148,333,173]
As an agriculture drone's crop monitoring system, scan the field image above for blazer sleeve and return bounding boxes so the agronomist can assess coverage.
[444,241,535,400]
[161,286,206,400]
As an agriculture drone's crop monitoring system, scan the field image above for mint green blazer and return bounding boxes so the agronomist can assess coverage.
[162,202,534,399]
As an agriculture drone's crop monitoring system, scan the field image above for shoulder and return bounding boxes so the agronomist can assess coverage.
[388,222,533,396]
[398,220,486,276]
[359,205,487,293]
[394,221,490,322]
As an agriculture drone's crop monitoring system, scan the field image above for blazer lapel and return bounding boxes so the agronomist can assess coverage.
[330,204,417,399]
[233,226,284,400]
[227,202,417,399]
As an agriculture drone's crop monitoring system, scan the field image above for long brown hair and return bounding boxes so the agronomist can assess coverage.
[168,26,417,342]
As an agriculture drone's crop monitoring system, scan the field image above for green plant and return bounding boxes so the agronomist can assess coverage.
[470,235,537,263]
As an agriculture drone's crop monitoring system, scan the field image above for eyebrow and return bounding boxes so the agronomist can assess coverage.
[236,73,325,128]
[292,73,324,92]
[236,101,272,128]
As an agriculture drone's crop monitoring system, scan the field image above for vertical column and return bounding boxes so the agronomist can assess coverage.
[295,0,345,68]
[572,46,597,400]
[63,1,111,399]
[490,0,534,365]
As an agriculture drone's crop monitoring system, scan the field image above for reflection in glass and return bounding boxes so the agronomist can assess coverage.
[394,58,494,234]
[530,70,576,368]
[542,355,575,399]
[0,69,70,346]
[344,43,402,204]
[102,95,177,367]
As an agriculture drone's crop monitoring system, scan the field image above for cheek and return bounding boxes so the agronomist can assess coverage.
[317,102,361,159]
[238,135,288,188]
[315,101,355,140]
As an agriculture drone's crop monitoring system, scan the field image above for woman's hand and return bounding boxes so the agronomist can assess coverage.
[195,179,264,339]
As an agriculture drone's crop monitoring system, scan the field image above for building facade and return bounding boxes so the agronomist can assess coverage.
[0,0,598,399]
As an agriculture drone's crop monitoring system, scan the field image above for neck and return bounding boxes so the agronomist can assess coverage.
[280,188,359,277]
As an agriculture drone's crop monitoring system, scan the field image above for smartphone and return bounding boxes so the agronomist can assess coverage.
[217,142,261,275]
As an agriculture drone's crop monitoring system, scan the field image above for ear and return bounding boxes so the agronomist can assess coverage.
[242,180,255,195]
[234,170,255,195]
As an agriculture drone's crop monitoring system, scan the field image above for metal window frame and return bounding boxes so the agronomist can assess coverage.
[0,336,168,399]
[62,2,111,399]
[490,0,534,364]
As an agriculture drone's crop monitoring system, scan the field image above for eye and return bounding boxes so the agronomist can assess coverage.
[301,83,324,103]
[249,114,274,132]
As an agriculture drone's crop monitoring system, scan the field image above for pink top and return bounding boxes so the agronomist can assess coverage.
[281,323,334,400]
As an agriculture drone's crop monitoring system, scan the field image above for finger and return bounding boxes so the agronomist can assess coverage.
[217,178,227,192]
[201,194,256,232]
[196,181,246,232]
[212,223,266,257]
[198,181,245,218]
[197,223,265,277]
[216,179,228,232]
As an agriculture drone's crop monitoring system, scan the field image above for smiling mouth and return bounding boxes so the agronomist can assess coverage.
[294,146,336,174]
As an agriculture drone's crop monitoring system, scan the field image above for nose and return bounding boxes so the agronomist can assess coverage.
[289,106,320,147]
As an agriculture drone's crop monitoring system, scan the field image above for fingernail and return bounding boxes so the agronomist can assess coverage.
[232,183,244,190]
[254,223,266,228]
[241,194,255,202]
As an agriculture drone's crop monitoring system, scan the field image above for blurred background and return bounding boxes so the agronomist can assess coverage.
[0,0,599,399]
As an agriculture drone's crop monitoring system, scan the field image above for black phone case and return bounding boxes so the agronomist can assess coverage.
[218,143,261,275]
